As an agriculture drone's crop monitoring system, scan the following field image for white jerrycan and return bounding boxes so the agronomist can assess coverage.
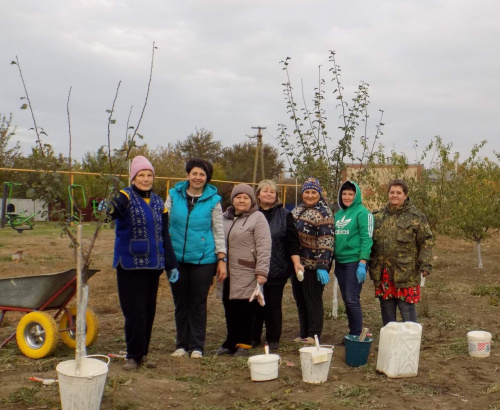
[376,322,422,378]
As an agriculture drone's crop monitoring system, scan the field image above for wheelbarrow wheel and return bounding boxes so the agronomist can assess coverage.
[16,311,59,359]
[59,307,99,349]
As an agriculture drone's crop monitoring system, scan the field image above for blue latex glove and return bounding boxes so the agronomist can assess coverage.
[316,269,330,285]
[167,268,179,283]
[356,262,367,284]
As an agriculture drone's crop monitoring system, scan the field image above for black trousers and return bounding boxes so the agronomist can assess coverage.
[169,262,216,353]
[221,277,258,351]
[253,282,286,344]
[116,266,162,361]
[291,268,325,339]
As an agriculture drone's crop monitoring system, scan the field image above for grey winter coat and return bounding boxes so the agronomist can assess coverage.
[223,205,271,300]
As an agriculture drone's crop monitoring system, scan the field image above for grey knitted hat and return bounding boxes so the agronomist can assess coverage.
[230,184,256,207]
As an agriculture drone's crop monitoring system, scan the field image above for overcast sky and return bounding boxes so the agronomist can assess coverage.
[1,0,499,166]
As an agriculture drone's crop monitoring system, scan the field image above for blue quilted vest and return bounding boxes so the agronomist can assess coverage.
[113,187,165,270]
[169,180,221,264]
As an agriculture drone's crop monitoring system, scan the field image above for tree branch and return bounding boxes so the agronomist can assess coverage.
[12,56,45,156]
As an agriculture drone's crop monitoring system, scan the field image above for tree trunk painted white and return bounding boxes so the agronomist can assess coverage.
[75,225,87,375]
[332,276,338,318]
[476,239,483,268]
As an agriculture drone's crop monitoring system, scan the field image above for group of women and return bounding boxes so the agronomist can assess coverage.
[110,155,434,370]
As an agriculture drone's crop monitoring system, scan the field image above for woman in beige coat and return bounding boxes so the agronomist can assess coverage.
[216,184,271,357]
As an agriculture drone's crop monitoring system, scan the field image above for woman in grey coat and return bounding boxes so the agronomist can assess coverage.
[215,184,272,357]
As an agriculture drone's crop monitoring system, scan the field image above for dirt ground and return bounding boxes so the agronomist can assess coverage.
[0,223,499,410]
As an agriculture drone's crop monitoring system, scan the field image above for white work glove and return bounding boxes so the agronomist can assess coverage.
[249,283,265,306]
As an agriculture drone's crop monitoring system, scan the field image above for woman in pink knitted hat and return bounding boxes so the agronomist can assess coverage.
[109,155,179,370]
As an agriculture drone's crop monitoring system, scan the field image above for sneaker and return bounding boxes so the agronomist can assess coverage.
[171,348,188,357]
[268,341,279,352]
[123,358,140,371]
[233,347,250,357]
[191,350,203,359]
[215,347,233,356]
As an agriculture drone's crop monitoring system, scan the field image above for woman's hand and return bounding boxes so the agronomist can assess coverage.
[421,270,429,278]
[256,274,267,285]
[316,269,330,285]
[293,261,305,275]
[216,262,227,282]
[167,268,179,283]
[356,262,367,284]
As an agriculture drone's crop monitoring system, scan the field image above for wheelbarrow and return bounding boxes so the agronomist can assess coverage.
[0,269,99,359]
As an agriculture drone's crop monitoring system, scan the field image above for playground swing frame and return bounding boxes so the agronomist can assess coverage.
[67,184,87,224]
[0,182,39,233]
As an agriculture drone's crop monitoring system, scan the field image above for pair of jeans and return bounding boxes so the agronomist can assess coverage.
[169,262,216,353]
[335,262,363,335]
[379,298,418,326]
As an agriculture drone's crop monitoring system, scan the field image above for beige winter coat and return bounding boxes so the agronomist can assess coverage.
[223,205,271,300]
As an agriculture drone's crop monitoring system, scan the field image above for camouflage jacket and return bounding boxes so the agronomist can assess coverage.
[368,198,433,288]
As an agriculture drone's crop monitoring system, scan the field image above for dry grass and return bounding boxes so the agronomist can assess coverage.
[1,226,500,409]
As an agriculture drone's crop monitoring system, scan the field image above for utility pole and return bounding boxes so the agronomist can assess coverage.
[250,126,266,186]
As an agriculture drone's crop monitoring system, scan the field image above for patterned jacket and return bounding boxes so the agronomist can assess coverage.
[369,198,434,288]
[292,200,335,270]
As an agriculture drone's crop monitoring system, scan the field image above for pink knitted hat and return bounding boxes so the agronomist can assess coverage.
[130,156,155,181]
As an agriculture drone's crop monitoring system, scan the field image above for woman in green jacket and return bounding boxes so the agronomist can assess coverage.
[334,180,373,336]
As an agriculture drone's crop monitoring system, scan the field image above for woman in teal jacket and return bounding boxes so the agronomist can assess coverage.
[167,158,227,359]
[334,180,373,336]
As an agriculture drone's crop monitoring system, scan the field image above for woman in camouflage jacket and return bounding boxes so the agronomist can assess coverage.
[369,179,433,325]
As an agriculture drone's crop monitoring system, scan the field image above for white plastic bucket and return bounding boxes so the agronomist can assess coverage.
[247,354,280,381]
[299,346,333,384]
[376,322,422,378]
[56,355,109,410]
[467,330,492,358]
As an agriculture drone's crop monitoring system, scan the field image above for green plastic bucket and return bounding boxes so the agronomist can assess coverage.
[344,335,373,367]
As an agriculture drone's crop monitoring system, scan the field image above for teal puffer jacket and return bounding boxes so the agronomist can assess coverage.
[168,180,221,264]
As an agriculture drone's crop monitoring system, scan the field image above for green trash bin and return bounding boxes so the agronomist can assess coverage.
[344,335,373,367]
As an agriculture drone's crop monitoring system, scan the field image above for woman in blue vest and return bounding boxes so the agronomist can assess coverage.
[111,155,179,370]
[167,158,227,359]
[252,179,303,352]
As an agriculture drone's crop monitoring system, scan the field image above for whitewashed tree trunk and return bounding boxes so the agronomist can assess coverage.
[332,277,338,318]
[476,239,483,268]
[75,225,87,375]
